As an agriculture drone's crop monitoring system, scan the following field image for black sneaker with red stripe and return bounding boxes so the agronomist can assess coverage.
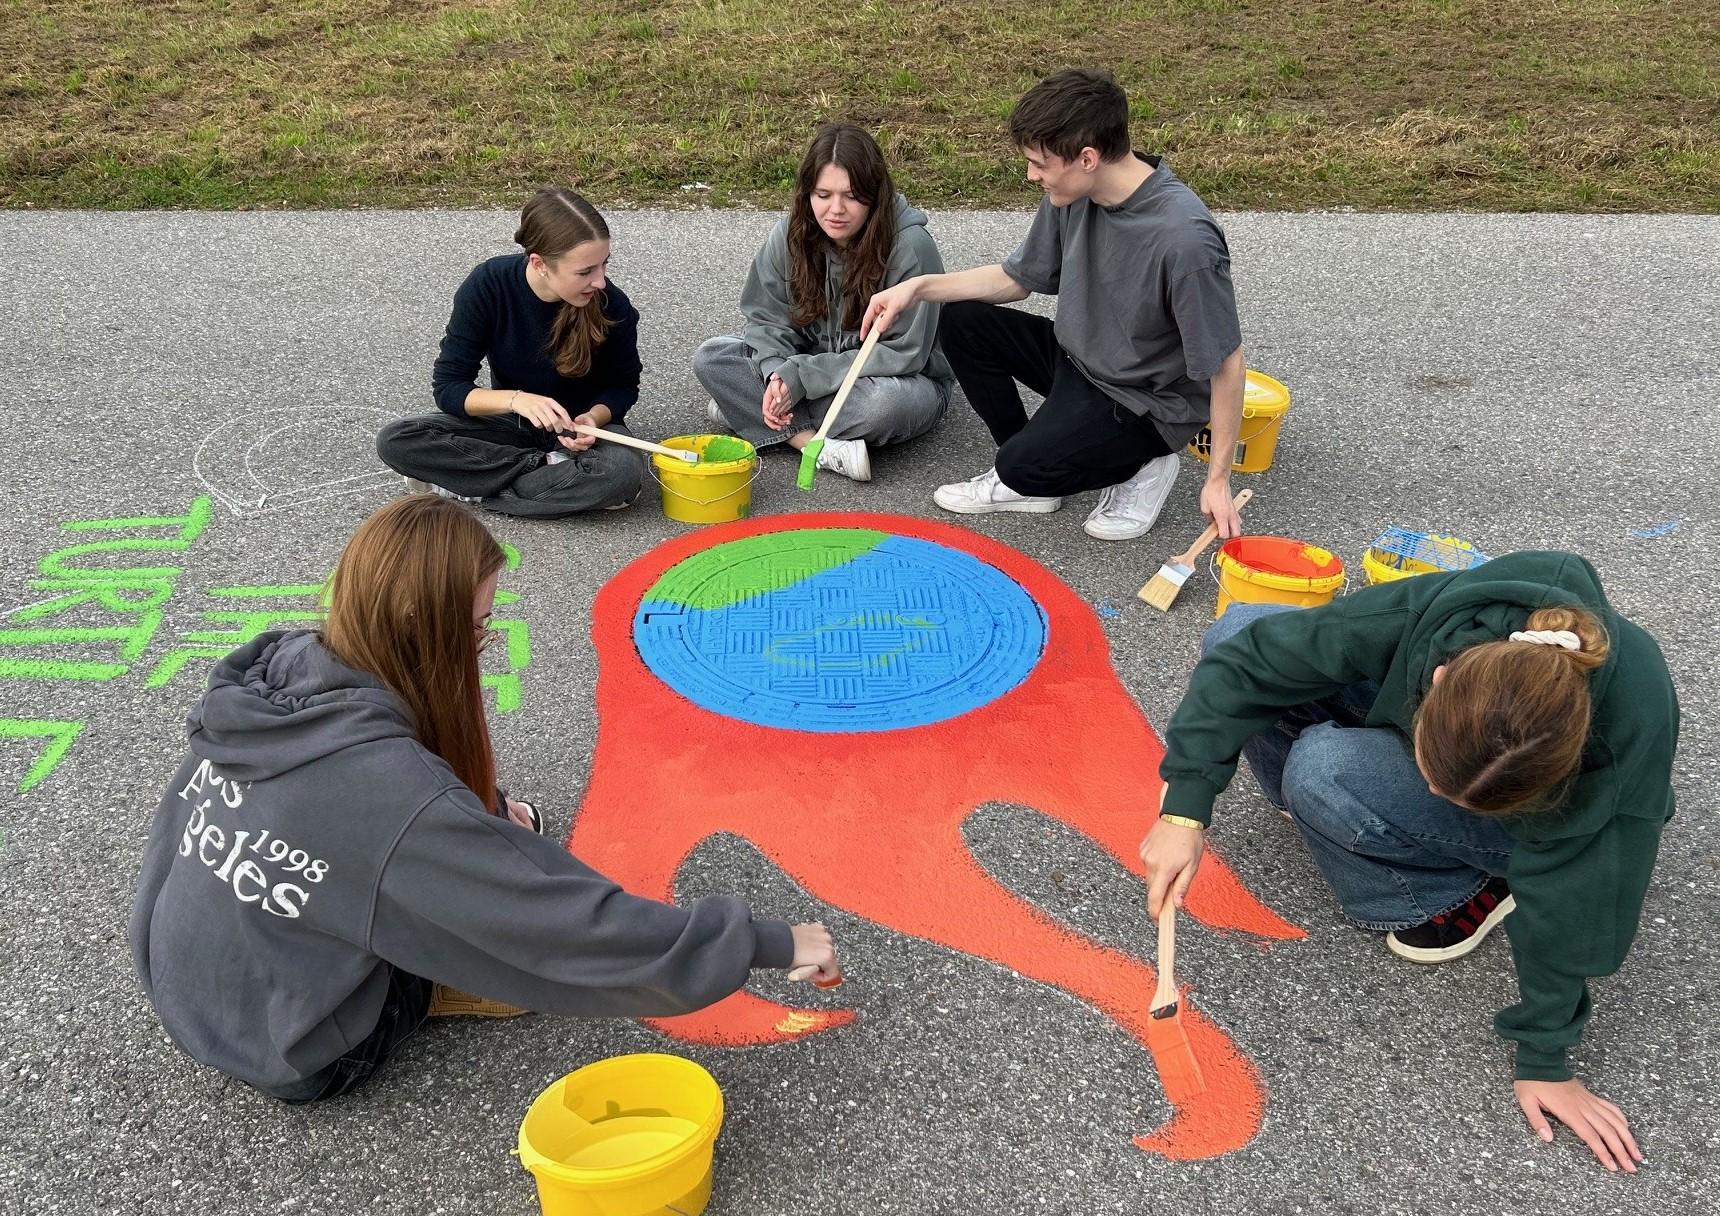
[1387,877,1515,964]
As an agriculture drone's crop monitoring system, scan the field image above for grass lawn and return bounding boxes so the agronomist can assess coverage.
[2,0,1715,211]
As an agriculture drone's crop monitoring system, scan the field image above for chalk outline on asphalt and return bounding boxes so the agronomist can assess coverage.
[195,406,401,517]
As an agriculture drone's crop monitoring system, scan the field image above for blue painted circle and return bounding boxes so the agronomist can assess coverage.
[633,533,1047,732]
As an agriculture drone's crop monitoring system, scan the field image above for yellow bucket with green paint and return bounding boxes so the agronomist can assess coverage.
[517,1054,724,1216]
[652,435,757,525]
[1213,535,1346,618]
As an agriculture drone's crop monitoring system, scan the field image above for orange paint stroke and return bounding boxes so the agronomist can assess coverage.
[569,512,1303,1160]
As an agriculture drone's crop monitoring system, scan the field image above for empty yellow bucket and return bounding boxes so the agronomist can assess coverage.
[1213,535,1345,618]
[517,1054,724,1216]
[652,435,757,525]
[1188,369,1292,473]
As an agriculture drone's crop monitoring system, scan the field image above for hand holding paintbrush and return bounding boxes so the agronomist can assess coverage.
[1137,488,1253,611]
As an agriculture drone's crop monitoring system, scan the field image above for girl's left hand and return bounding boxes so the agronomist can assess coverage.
[1514,1078,1643,1173]
[558,413,600,452]
[762,375,794,431]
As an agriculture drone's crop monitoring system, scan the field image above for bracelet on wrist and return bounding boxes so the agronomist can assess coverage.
[1160,814,1207,832]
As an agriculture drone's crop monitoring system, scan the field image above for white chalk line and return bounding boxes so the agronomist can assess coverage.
[195,407,403,518]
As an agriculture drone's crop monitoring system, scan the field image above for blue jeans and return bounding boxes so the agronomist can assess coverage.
[1202,603,1517,930]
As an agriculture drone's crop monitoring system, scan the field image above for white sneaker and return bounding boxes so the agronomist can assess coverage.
[932,468,1062,515]
[1082,455,1180,541]
[814,437,871,482]
[705,398,727,429]
[403,476,481,504]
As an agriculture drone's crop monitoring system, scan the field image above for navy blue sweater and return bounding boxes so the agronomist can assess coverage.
[432,253,641,421]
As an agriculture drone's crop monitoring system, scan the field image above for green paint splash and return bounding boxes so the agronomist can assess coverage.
[643,529,886,611]
[700,435,754,464]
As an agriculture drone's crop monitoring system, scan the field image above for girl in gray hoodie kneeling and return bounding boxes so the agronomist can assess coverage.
[130,497,840,1103]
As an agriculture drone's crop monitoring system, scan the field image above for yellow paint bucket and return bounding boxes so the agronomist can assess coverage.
[517,1053,724,1216]
[1361,527,1490,586]
[1213,535,1345,618]
[1188,369,1292,473]
[652,435,758,525]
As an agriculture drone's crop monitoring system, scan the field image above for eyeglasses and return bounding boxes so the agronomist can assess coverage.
[475,619,499,653]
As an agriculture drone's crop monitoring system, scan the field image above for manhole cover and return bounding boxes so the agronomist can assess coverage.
[633,529,1047,732]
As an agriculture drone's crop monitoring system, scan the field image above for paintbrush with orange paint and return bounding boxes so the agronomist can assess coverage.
[1146,900,1207,1102]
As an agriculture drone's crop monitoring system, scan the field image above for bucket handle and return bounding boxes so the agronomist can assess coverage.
[648,460,762,507]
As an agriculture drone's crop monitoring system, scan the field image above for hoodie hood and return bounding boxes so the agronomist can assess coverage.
[188,630,416,784]
[893,194,930,234]
[1391,551,1618,713]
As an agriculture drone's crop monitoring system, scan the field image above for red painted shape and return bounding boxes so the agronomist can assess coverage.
[569,512,1303,1160]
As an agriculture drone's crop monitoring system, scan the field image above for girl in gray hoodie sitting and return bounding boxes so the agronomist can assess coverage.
[694,122,954,482]
[130,497,839,1103]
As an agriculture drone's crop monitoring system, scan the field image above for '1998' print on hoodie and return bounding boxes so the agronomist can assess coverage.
[177,757,328,918]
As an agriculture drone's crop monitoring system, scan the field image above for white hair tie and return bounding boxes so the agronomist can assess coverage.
[1509,629,1581,651]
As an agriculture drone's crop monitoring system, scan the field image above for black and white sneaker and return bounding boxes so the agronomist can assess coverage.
[514,799,544,835]
[1387,877,1514,963]
[403,476,481,504]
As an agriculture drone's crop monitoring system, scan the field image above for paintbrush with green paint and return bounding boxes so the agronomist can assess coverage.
[796,325,882,491]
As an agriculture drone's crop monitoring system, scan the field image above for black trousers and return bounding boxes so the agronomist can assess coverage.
[939,301,1173,497]
[274,967,433,1104]
[376,412,644,518]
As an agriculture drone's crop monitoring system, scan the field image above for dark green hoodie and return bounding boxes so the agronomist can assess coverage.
[1160,551,1678,1081]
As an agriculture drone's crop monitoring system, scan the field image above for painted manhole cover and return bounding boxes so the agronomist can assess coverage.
[632,529,1047,732]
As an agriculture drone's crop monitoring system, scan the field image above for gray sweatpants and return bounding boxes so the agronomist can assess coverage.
[692,334,948,450]
[376,411,644,519]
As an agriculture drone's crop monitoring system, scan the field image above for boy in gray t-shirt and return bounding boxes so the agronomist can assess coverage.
[864,69,1247,542]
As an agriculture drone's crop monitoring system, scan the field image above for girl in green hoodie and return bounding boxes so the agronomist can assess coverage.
[693,122,953,483]
[1141,550,1677,1173]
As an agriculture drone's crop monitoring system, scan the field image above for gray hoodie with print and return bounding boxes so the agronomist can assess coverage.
[130,631,794,1097]
[740,194,954,402]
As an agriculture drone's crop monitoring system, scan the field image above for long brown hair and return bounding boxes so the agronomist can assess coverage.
[787,123,897,331]
[322,497,507,812]
[515,186,611,378]
[1414,606,1611,815]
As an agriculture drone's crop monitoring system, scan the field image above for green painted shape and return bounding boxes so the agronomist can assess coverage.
[500,541,522,572]
[13,580,175,620]
[208,584,325,598]
[61,497,212,541]
[144,647,230,688]
[700,435,754,463]
[0,614,164,660]
[482,672,521,713]
[642,529,886,611]
[0,659,128,681]
[0,718,85,792]
[491,618,530,670]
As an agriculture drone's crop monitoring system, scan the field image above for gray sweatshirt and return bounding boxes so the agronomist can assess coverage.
[130,631,794,1097]
[740,194,954,402]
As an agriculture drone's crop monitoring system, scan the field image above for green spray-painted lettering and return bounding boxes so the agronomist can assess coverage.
[0,718,85,793]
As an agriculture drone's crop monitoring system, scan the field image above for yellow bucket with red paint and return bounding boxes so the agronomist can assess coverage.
[1213,535,1346,618]
[517,1054,723,1216]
